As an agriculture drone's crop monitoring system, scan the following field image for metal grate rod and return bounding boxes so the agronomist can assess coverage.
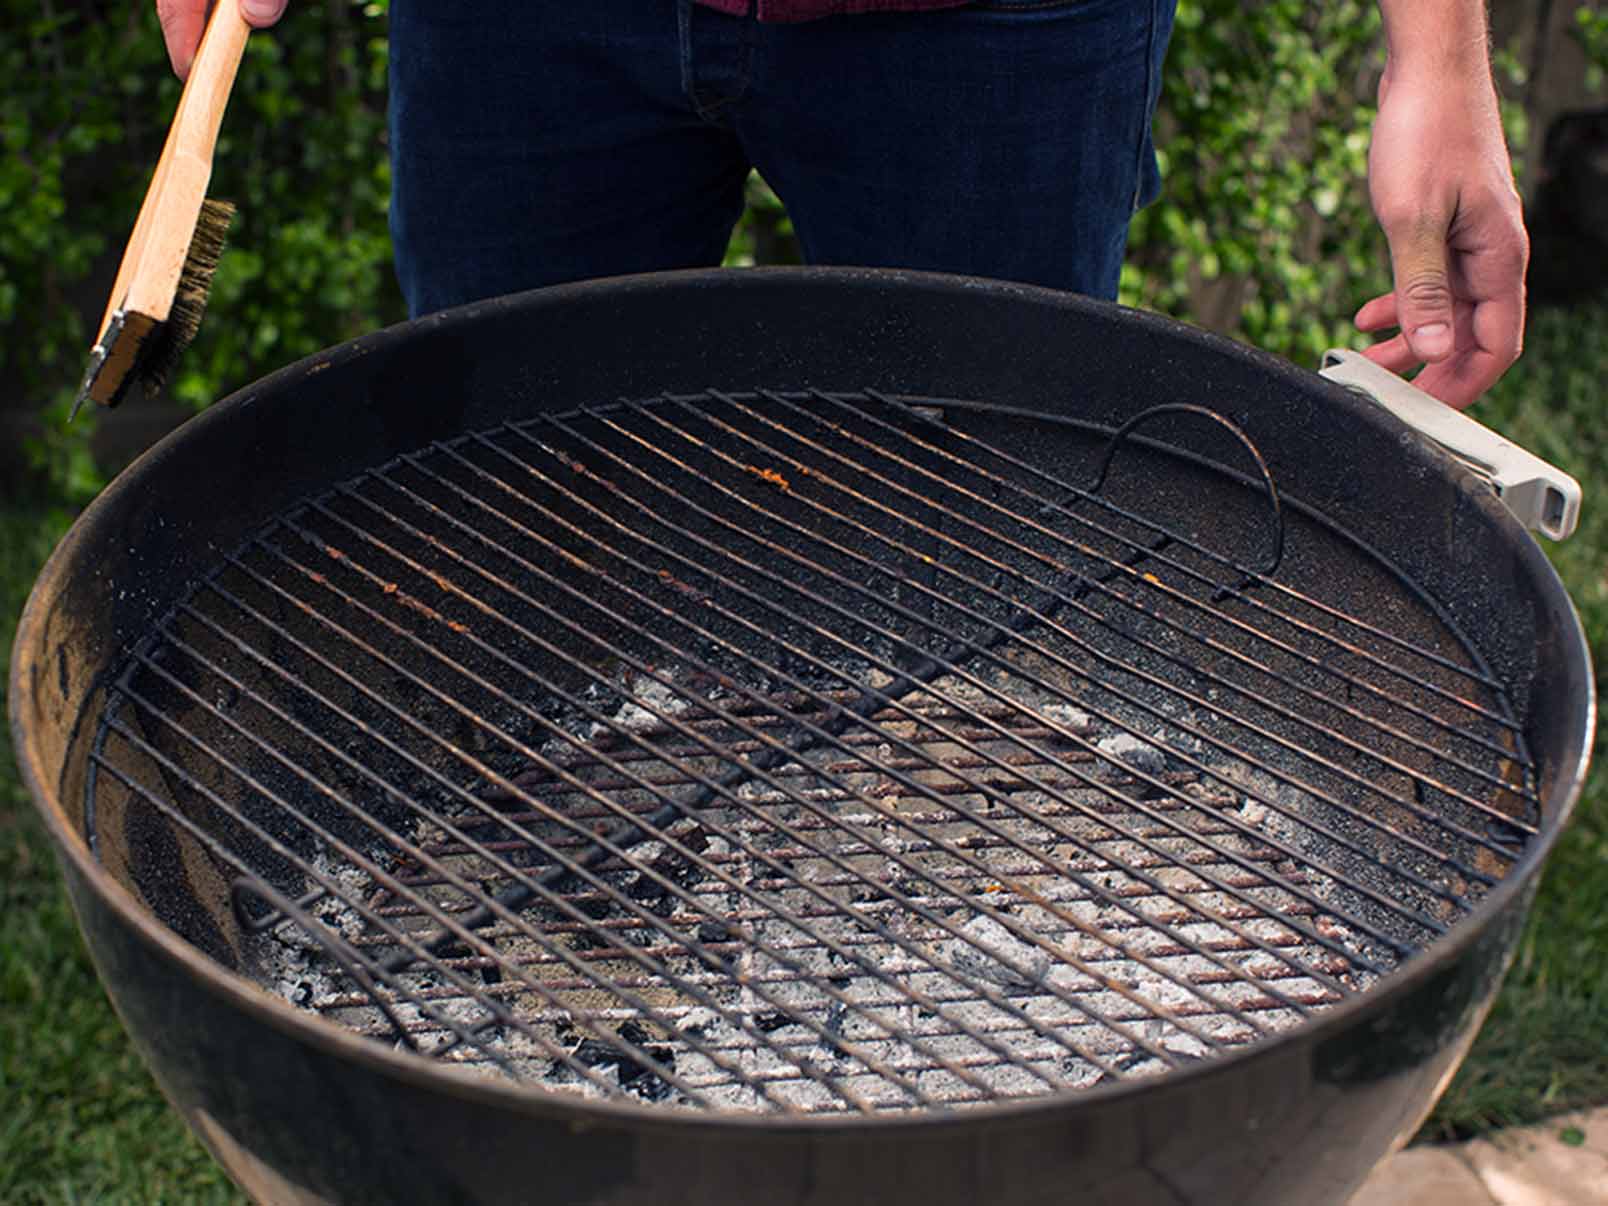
[229,538,1177,1089]
[176,574,1052,1107]
[517,407,1497,927]
[848,388,1522,733]
[340,438,1390,1005]
[273,508,1235,1070]
[710,389,1537,822]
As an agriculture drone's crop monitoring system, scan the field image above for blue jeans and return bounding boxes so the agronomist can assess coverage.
[389,0,1176,317]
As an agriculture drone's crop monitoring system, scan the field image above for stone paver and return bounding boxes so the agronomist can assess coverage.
[1462,1112,1608,1205]
[1349,1146,1495,1206]
[1351,1107,1608,1206]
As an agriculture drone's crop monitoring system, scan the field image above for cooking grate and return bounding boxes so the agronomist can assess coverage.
[87,388,1539,1116]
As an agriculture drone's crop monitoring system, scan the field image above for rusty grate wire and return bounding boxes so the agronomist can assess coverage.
[86,388,1539,1116]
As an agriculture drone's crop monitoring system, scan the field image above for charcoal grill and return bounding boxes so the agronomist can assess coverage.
[12,269,1593,1204]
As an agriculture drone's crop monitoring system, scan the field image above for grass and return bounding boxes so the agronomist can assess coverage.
[1417,301,1608,1140]
[0,506,242,1205]
[0,304,1603,1198]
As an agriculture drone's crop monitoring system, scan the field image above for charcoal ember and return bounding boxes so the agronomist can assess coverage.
[947,914,1051,990]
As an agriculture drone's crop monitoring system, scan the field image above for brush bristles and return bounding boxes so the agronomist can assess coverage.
[140,197,236,396]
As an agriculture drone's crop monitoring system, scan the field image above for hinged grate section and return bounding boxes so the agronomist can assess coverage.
[88,388,1539,1116]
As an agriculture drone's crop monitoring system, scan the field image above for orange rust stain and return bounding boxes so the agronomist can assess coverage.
[396,592,444,624]
[744,464,790,491]
[1140,572,1160,585]
[324,545,344,561]
[657,568,703,600]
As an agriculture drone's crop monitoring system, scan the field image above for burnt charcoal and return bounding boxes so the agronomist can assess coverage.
[546,1059,577,1084]
[572,1037,626,1068]
[625,873,667,904]
[1118,1049,1155,1073]
[616,1020,653,1047]
[823,1001,848,1058]
[653,850,702,890]
[624,1070,674,1103]
[430,938,470,961]
[1527,108,1608,309]
[568,1026,677,1102]
[696,919,732,944]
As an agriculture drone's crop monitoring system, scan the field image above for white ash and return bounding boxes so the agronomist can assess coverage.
[235,658,1436,1116]
[1037,700,1093,733]
[945,915,1052,990]
[611,676,692,732]
[1095,733,1169,778]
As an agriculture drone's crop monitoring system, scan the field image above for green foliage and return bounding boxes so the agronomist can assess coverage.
[173,0,400,408]
[1577,3,1608,89]
[0,502,243,1203]
[1121,0,1388,364]
[8,0,1591,504]
[1420,302,1608,1139]
[0,7,166,501]
[0,0,399,501]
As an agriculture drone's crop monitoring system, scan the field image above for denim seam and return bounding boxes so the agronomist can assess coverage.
[1132,0,1162,212]
[677,0,696,111]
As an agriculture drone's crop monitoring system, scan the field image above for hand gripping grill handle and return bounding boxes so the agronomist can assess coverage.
[1319,349,1580,541]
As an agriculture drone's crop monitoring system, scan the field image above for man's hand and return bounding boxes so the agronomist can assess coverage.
[1355,7,1529,410]
[158,0,288,79]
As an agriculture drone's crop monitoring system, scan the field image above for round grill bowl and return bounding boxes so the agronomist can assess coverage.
[11,269,1594,1205]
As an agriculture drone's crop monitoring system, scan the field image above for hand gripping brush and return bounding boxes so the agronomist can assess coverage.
[73,2,250,418]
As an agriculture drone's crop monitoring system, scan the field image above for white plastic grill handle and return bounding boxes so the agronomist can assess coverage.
[1320,349,1581,541]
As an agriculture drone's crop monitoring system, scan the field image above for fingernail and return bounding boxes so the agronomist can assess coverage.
[1413,322,1451,356]
[240,0,282,21]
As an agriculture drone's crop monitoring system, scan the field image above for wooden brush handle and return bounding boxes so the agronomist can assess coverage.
[96,2,250,337]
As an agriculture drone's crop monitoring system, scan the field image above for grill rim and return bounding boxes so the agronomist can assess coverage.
[14,269,1594,1135]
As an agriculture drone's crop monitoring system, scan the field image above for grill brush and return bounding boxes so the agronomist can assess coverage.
[73,1,249,417]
